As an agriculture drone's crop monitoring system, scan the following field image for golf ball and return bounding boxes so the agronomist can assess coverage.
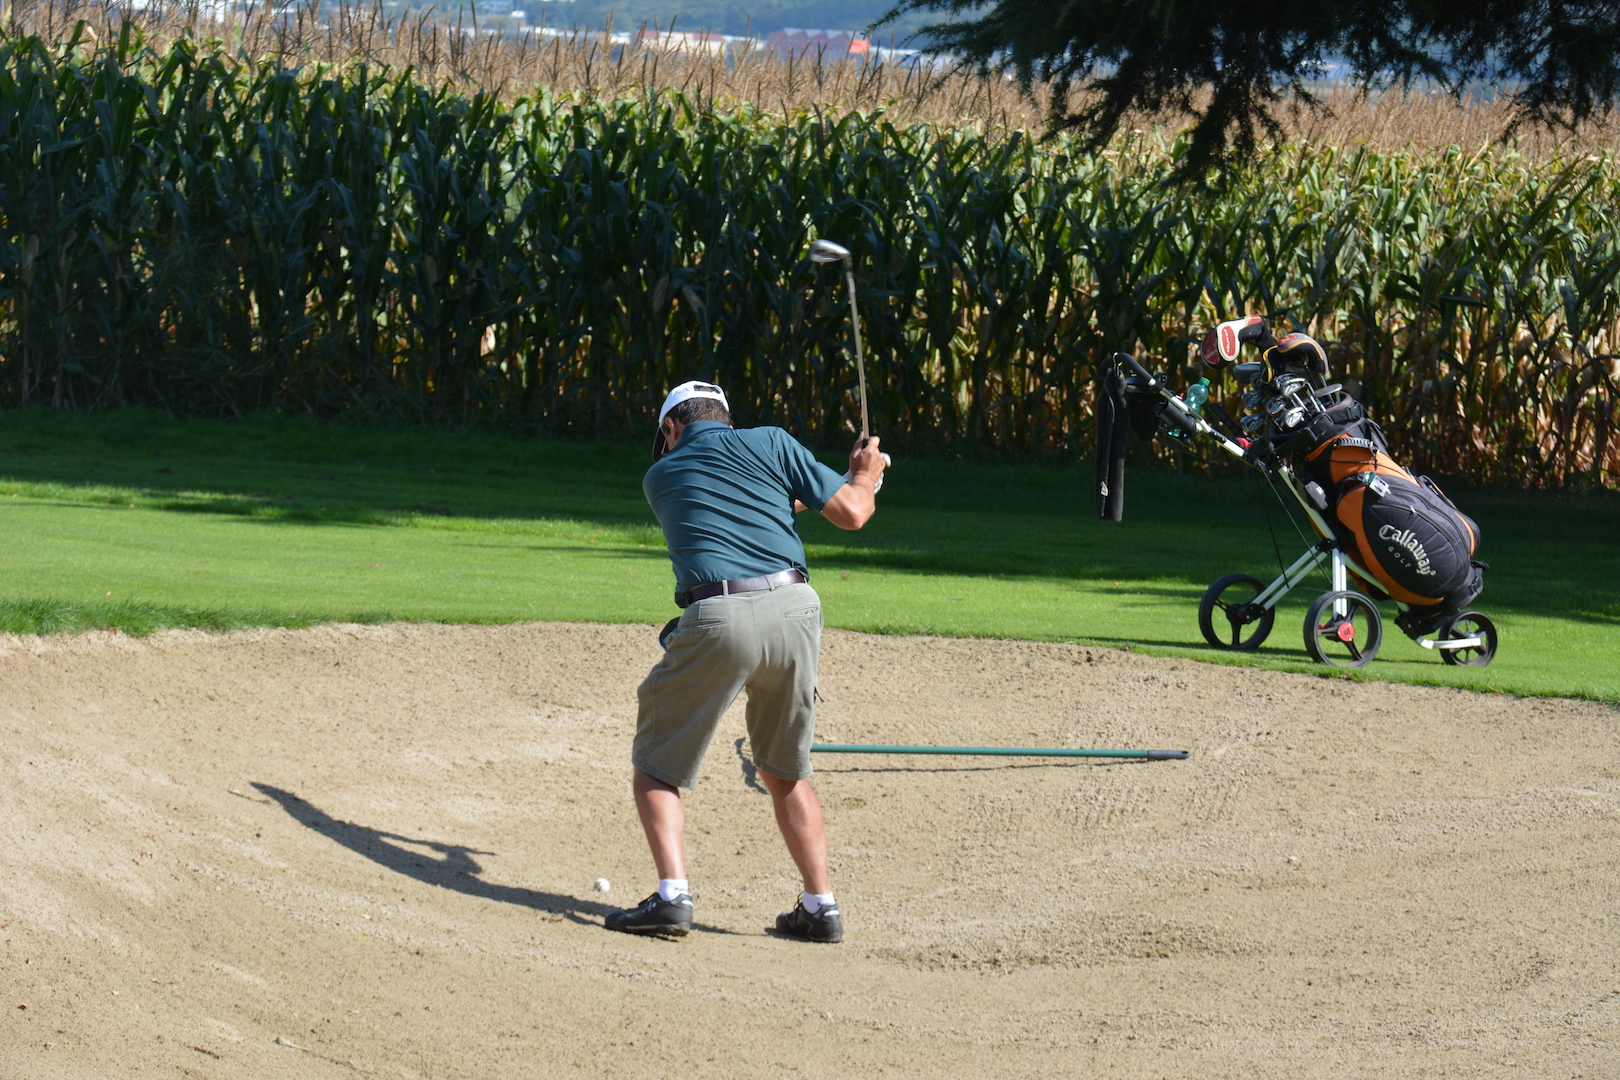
[593,878,611,893]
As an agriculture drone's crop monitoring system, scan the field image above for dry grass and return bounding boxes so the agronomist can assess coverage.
[5,0,1615,159]
[1283,85,1617,161]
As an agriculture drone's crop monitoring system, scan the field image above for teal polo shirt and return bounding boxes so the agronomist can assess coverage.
[643,421,847,590]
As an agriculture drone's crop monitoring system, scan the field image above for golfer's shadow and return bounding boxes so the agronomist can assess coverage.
[252,782,614,923]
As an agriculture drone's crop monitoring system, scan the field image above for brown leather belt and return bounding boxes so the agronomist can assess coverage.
[676,568,806,609]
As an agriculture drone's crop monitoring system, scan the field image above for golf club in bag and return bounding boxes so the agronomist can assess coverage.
[1097,318,1497,669]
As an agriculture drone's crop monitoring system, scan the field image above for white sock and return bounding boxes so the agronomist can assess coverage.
[657,878,689,901]
[801,891,836,914]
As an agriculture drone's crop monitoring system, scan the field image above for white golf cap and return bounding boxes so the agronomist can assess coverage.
[653,380,729,460]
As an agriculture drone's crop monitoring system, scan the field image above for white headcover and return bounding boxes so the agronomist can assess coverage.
[653,380,730,459]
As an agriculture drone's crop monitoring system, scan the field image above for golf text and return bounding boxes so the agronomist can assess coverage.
[1378,525,1437,576]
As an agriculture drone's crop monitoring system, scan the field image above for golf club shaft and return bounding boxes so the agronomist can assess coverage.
[811,744,1189,760]
[844,263,868,440]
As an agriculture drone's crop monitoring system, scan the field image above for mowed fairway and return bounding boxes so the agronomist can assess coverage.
[3,622,1617,1079]
[1,410,1616,701]
[2,497,669,625]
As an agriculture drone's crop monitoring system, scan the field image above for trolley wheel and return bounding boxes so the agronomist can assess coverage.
[1438,611,1498,667]
[1198,573,1275,651]
[1303,590,1383,668]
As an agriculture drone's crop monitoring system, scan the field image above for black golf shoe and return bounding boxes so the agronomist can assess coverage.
[775,897,843,943]
[604,891,693,937]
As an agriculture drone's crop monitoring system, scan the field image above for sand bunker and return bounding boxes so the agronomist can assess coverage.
[3,622,1616,1077]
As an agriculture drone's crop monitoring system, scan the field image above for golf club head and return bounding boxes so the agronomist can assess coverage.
[809,239,851,264]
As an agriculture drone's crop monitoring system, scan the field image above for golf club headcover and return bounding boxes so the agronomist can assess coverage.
[1201,315,1268,367]
[1274,332,1329,375]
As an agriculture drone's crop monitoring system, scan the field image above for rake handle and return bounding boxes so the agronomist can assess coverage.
[811,744,1189,760]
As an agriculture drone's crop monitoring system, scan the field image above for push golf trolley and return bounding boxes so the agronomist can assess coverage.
[1097,316,1498,669]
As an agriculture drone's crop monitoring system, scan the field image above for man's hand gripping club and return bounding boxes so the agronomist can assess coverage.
[821,435,887,530]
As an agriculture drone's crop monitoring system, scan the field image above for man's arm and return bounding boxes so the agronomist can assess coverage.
[819,436,886,530]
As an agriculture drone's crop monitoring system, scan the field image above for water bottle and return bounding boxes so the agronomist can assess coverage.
[1168,377,1210,438]
[1184,377,1210,416]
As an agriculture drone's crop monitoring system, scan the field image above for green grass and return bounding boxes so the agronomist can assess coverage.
[1,408,1616,703]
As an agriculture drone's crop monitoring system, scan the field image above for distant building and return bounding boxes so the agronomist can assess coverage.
[636,28,730,55]
[765,28,871,57]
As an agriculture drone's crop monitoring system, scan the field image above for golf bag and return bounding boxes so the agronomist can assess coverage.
[1098,316,1496,667]
[1287,394,1484,612]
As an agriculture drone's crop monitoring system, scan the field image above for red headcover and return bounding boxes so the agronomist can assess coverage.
[1201,315,1266,366]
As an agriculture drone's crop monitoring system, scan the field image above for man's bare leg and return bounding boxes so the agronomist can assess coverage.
[760,771,831,894]
[604,769,695,936]
[632,768,686,880]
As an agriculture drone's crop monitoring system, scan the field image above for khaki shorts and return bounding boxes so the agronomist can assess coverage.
[634,581,821,789]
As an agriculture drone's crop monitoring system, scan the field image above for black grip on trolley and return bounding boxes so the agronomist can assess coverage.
[1095,374,1115,518]
[1097,365,1127,520]
[1146,749,1191,760]
[1105,376,1127,518]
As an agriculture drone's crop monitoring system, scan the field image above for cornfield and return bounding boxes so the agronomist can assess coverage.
[1,12,1616,486]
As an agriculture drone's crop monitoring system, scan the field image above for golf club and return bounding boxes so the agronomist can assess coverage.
[809,239,870,442]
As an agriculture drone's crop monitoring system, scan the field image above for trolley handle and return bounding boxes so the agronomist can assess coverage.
[1112,351,1160,388]
[1113,350,1198,428]
[1112,350,1253,464]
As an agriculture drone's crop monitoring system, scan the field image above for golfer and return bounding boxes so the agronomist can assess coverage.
[605,380,885,943]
